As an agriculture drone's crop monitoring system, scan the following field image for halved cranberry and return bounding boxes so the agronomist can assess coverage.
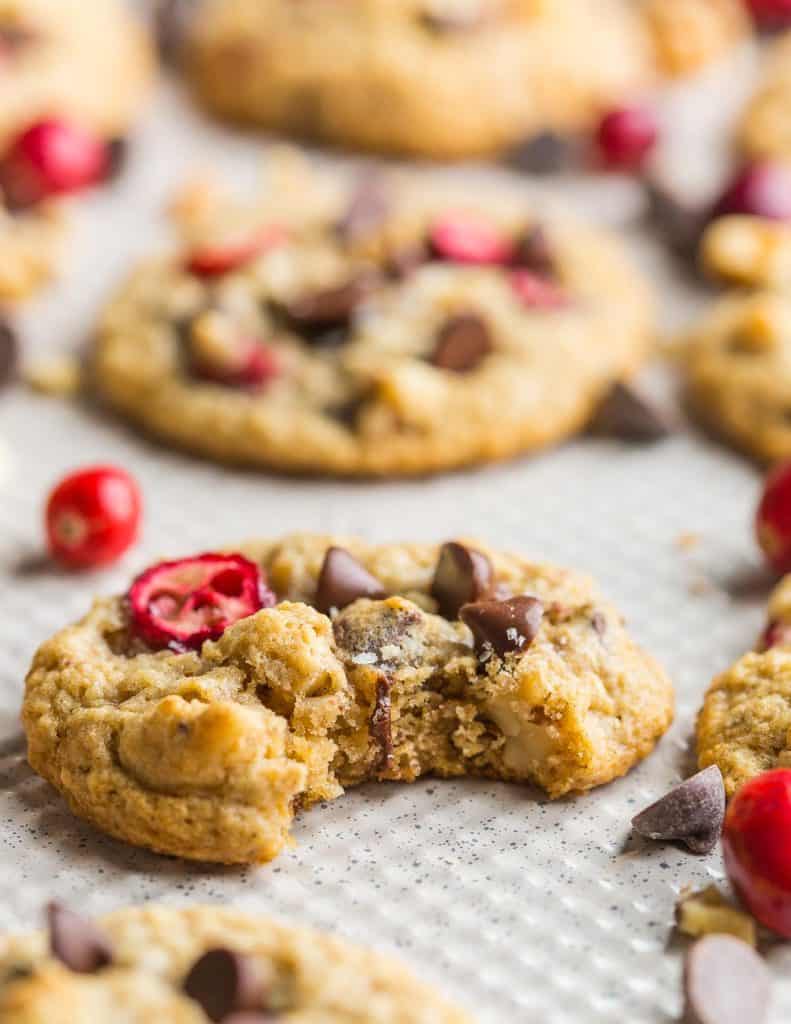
[193,338,281,391]
[756,460,791,573]
[429,213,515,265]
[595,106,658,171]
[0,118,109,209]
[712,162,791,222]
[128,553,274,651]
[185,225,288,278]
[510,269,567,309]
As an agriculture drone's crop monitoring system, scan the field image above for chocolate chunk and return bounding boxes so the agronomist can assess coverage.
[632,765,725,855]
[431,541,493,619]
[183,948,268,1023]
[275,275,375,339]
[370,675,394,777]
[315,547,386,614]
[336,174,389,244]
[589,382,673,442]
[431,313,493,373]
[683,935,770,1024]
[105,138,128,183]
[460,595,543,658]
[515,225,557,278]
[508,131,580,175]
[0,318,17,388]
[47,903,113,974]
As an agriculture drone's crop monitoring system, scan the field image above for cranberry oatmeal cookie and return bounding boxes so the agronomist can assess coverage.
[92,161,654,476]
[698,575,791,797]
[0,903,470,1022]
[23,533,674,865]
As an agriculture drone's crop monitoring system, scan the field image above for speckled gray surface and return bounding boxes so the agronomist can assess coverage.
[2,42,791,1024]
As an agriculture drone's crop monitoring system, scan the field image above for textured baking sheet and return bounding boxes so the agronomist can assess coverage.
[2,43,790,1023]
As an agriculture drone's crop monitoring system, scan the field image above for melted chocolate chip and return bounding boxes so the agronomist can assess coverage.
[632,765,725,855]
[431,313,493,372]
[515,226,557,278]
[183,949,268,1023]
[370,675,394,777]
[431,542,493,619]
[589,382,673,442]
[508,131,580,175]
[47,903,113,974]
[336,174,390,244]
[460,595,543,657]
[274,275,375,340]
[683,935,770,1024]
[0,318,17,388]
[315,547,386,614]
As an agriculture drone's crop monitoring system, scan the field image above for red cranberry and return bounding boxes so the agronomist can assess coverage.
[129,553,275,651]
[185,225,288,278]
[712,161,791,222]
[595,106,658,171]
[45,466,141,570]
[723,769,791,937]
[756,460,791,573]
[0,119,109,209]
[510,270,567,309]
[429,213,515,265]
[746,0,791,29]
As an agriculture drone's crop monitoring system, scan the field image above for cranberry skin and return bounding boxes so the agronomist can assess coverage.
[186,225,288,278]
[746,0,791,29]
[712,161,791,222]
[510,269,567,310]
[128,553,275,650]
[756,460,791,573]
[723,769,791,937]
[595,106,658,170]
[46,466,142,570]
[0,119,109,209]
[429,213,515,265]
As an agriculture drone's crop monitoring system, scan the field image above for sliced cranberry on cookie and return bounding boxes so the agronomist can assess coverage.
[186,224,288,278]
[429,212,514,265]
[128,553,274,650]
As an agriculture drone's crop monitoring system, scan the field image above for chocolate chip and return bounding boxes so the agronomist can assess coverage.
[632,765,725,855]
[431,313,493,373]
[0,318,17,388]
[460,595,543,658]
[275,275,375,340]
[105,138,128,183]
[47,903,113,974]
[370,675,394,777]
[514,226,557,278]
[336,174,390,244]
[589,382,673,442]
[508,131,580,175]
[683,935,770,1024]
[431,542,493,619]
[183,949,268,1023]
[315,547,386,614]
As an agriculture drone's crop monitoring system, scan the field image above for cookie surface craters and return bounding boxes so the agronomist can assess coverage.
[0,904,470,1022]
[23,534,674,864]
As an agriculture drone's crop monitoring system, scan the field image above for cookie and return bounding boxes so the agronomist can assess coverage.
[700,215,791,289]
[22,533,674,865]
[738,30,791,161]
[184,0,654,159]
[640,0,749,78]
[91,161,654,477]
[0,903,469,1022]
[698,575,791,797]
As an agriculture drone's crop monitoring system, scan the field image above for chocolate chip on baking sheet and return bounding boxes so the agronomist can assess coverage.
[589,382,673,442]
[514,225,557,279]
[275,275,376,337]
[460,595,543,658]
[336,173,390,244]
[431,313,493,372]
[370,675,394,777]
[508,130,580,175]
[0,318,17,388]
[683,935,770,1024]
[431,541,493,619]
[632,765,725,855]
[315,547,386,614]
[47,903,113,974]
[184,948,269,1023]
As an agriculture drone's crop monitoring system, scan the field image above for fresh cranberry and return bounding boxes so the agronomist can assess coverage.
[429,213,515,265]
[723,769,791,937]
[510,270,567,309]
[756,460,791,573]
[45,466,141,570]
[193,339,281,391]
[185,225,288,278]
[595,106,658,171]
[0,119,109,209]
[712,161,791,222]
[128,553,274,651]
[759,619,791,650]
[746,0,791,29]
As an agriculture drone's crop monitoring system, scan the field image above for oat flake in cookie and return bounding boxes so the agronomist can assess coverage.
[0,904,470,1022]
[22,533,674,865]
[92,159,654,477]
